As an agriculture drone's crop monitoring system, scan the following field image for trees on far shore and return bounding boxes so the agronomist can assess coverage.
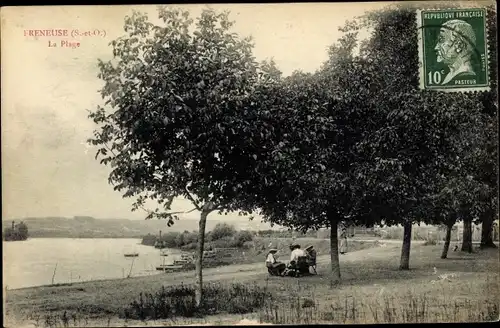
[3,221,29,241]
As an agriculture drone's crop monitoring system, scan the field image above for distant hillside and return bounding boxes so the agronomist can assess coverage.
[1,216,277,239]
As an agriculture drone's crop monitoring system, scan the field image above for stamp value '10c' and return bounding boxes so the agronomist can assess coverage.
[417,8,490,92]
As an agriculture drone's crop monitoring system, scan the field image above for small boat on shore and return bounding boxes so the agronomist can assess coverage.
[124,253,139,257]
[155,264,185,272]
[173,259,190,265]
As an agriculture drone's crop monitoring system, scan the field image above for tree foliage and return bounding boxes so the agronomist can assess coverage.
[89,7,271,224]
[3,221,29,241]
[89,6,276,306]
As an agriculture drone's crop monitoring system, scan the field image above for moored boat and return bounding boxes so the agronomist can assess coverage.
[155,264,185,272]
[124,253,139,257]
[173,259,190,265]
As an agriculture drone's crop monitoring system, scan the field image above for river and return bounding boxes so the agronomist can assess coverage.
[2,238,185,290]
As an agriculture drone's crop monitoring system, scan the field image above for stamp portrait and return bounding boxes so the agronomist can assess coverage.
[417,8,490,92]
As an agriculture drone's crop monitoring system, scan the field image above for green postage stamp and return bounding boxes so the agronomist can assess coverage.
[417,8,490,92]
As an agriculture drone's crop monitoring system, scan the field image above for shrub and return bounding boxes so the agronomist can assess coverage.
[174,233,185,247]
[123,282,273,320]
[210,223,237,241]
[233,230,254,247]
[181,242,198,251]
[160,232,181,248]
[182,231,198,245]
[209,237,236,249]
[141,234,157,246]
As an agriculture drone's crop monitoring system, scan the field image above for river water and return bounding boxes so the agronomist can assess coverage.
[2,238,184,290]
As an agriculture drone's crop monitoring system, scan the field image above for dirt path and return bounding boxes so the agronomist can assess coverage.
[150,240,409,283]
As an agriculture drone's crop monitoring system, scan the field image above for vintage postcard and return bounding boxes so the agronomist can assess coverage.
[1,2,498,327]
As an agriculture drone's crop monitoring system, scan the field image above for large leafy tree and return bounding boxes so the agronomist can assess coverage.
[89,7,271,306]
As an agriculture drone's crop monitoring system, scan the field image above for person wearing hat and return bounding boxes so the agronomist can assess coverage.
[305,245,317,273]
[265,248,286,276]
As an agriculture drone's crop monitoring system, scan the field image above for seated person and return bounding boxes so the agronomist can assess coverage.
[288,244,308,272]
[305,245,317,274]
[305,245,317,265]
[265,248,286,275]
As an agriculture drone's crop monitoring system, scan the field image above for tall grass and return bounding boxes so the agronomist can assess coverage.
[123,282,273,321]
[258,277,499,324]
[258,293,499,324]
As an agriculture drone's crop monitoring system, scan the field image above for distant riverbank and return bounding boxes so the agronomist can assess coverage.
[1,217,280,241]
[23,235,146,239]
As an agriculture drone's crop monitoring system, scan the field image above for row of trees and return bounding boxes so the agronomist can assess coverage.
[89,4,497,306]
[141,223,254,249]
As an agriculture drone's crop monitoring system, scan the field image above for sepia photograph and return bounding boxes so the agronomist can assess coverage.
[1,1,498,326]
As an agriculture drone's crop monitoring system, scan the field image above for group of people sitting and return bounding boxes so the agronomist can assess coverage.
[265,243,317,277]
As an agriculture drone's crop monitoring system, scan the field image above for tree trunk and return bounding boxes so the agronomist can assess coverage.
[441,220,455,259]
[195,202,213,308]
[399,221,412,270]
[328,213,341,287]
[461,217,473,253]
[480,209,498,249]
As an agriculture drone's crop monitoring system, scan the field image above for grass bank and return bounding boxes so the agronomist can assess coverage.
[4,242,498,326]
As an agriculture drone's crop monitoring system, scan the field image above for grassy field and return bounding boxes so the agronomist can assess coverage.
[4,241,498,326]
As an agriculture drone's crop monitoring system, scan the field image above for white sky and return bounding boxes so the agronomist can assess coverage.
[1,2,419,221]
